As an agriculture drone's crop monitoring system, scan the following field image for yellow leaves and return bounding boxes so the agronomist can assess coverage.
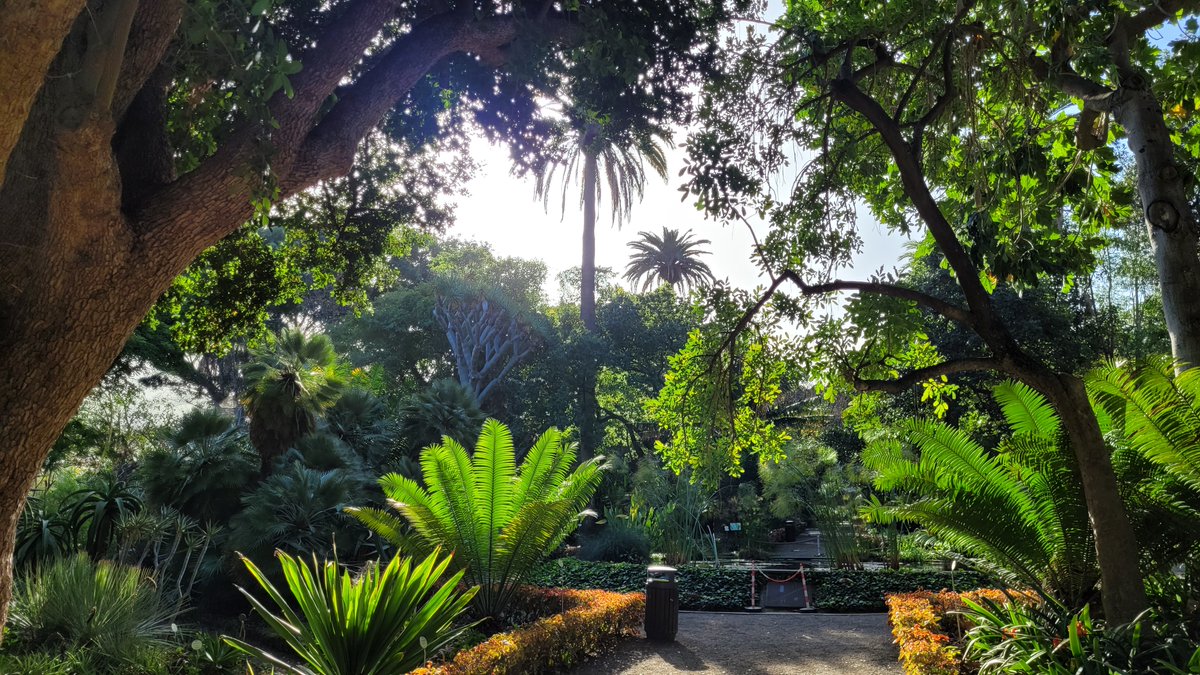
[1168,102,1189,120]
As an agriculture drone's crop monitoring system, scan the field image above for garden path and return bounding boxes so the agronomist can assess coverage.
[570,611,900,675]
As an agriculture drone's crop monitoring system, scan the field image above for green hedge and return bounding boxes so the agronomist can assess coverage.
[529,559,993,612]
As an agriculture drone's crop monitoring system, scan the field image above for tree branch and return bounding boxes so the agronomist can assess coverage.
[113,0,185,121]
[0,0,85,181]
[828,79,1011,343]
[851,357,1006,394]
[779,271,973,326]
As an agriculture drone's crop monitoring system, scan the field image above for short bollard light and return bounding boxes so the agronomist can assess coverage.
[644,564,679,641]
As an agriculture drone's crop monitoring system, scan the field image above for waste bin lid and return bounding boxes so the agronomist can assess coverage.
[647,565,678,580]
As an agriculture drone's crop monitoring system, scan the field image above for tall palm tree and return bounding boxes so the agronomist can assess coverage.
[623,226,715,293]
[535,118,670,330]
[241,329,346,473]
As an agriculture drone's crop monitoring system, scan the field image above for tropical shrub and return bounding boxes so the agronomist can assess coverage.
[14,494,73,569]
[66,477,143,560]
[579,507,655,564]
[350,420,605,617]
[886,590,1040,675]
[7,554,177,667]
[242,329,347,471]
[963,600,1200,674]
[139,408,257,523]
[225,550,477,675]
[863,381,1099,609]
[396,378,486,452]
[226,461,366,566]
[887,592,960,675]
[410,588,644,675]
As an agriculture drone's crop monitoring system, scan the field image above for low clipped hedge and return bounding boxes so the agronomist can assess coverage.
[411,588,644,674]
[529,558,993,612]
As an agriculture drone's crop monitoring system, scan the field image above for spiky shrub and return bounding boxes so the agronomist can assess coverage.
[225,551,477,675]
[396,378,486,452]
[226,461,365,567]
[863,381,1099,610]
[8,554,176,666]
[350,420,605,618]
[242,330,347,472]
[962,600,1200,674]
[139,408,258,523]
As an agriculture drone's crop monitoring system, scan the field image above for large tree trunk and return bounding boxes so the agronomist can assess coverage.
[1114,85,1200,369]
[1034,370,1149,623]
[0,2,564,633]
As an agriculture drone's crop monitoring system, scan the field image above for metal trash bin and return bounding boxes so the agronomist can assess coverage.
[644,565,679,641]
[784,520,796,542]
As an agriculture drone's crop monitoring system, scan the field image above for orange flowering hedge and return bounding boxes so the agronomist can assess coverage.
[411,588,644,675]
[886,589,1038,675]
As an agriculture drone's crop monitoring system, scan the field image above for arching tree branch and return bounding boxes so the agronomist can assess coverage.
[849,357,1007,394]
[0,0,85,182]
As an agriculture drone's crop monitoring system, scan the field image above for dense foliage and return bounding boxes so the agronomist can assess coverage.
[350,420,605,618]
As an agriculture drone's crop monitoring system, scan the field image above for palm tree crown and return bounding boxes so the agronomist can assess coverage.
[242,329,346,473]
[534,118,670,330]
[623,226,715,293]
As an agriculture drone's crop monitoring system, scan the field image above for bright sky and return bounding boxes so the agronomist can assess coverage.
[451,136,909,303]
[450,1,909,303]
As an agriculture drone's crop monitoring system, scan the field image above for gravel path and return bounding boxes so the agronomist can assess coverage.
[570,611,901,675]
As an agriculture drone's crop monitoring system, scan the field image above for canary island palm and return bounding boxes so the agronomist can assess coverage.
[348,419,605,618]
[862,381,1098,610]
[225,550,476,675]
[623,227,715,293]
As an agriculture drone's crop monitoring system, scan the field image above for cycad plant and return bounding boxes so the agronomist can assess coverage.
[243,330,347,472]
[226,550,476,675]
[349,420,605,618]
[862,381,1099,610]
[623,227,715,293]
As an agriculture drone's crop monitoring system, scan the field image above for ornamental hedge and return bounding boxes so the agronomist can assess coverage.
[411,588,644,675]
[886,590,1039,675]
[529,558,994,612]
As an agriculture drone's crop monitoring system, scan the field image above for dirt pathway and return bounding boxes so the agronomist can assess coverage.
[570,611,901,675]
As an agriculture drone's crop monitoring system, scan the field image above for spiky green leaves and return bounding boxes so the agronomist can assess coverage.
[348,420,605,618]
[226,550,476,675]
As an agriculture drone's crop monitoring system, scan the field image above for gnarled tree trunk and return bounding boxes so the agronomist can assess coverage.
[0,1,569,632]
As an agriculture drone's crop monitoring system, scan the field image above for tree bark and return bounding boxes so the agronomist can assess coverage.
[1113,85,1200,369]
[1027,369,1150,623]
[0,4,578,632]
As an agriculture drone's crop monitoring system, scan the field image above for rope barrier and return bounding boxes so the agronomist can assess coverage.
[749,562,814,610]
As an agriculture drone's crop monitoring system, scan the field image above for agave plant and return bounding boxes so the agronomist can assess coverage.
[14,496,74,569]
[66,477,143,560]
[862,381,1099,610]
[349,419,605,617]
[225,550,476,675]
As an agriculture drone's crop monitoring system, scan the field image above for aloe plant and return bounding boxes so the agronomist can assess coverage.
[349,419,605,617]
[225,550,476,675]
